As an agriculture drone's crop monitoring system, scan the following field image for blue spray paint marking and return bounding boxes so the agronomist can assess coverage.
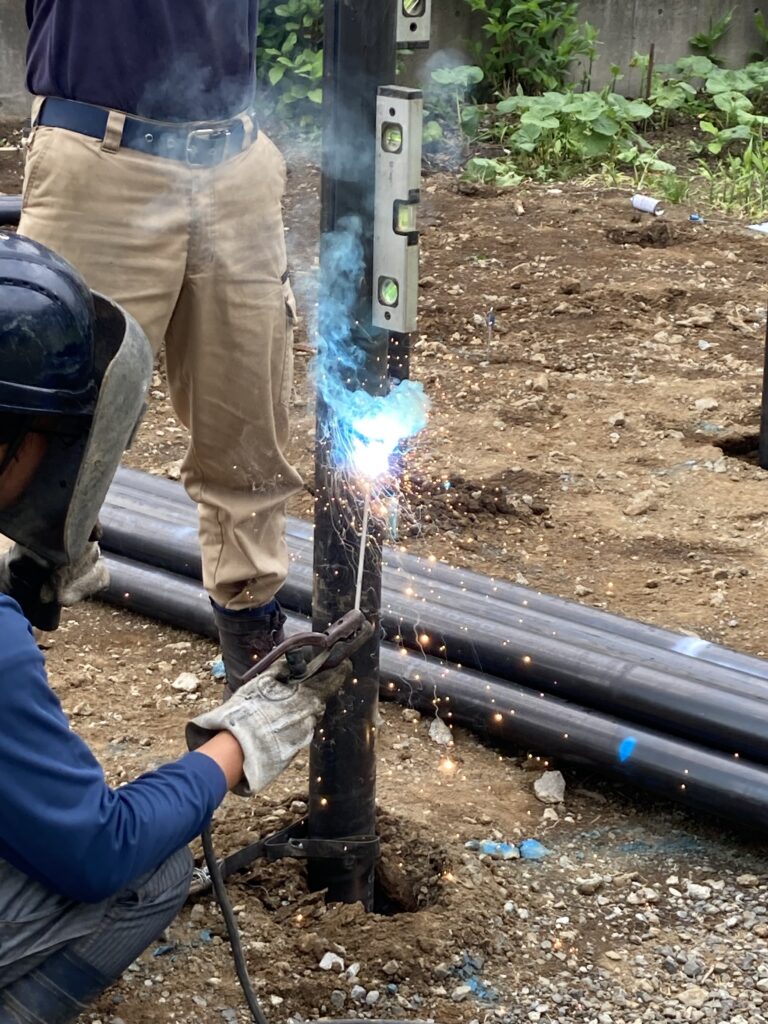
[314,216,430,478]
[618,736,637,763]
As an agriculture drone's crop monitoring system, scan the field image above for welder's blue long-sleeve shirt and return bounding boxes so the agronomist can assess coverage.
[0,596,227,904]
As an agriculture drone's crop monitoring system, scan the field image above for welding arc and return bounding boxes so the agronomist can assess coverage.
[101,554,768,829]
[102,474,768,764]
[111,467,768,682]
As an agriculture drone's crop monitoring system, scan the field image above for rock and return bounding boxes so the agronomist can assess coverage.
[534,770,566,804]
[319,952,345,972]
[678,304,716,327]
[401,708,421,723]
[686,882,712,901]
[330,990,346,1010]
[560,279,581,295]
[542,807,559,823]
[574,584,593,597]
[383,959,400,976]
[452,985,472,1002]
[429,716,453,746]
[694,397,719,413]
[350,985,366,1003]
[608,412,626,428]
[623,490,658,517]
[189,903,206,924]
[366,991,381,1005]
[171,672,200,694]
[677,986,709,1009]
[577,876,604,896]
[683,958,703,978]
[163,459,183,480]
[737,874,760,887]
[532,373,549,394]
[756,978,768,993]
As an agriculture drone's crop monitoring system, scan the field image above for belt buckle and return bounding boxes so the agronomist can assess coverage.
[185,127,231,167]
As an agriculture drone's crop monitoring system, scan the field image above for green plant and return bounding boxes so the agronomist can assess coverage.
[697,127,768,217]
[464,0,598,98]
[659,171,691,204]
[756,11,768,58]
[462,156,524,186]
[429,65,485,139]
[256,0,324,127]
[493,89,655,177]
[689,7,734,64]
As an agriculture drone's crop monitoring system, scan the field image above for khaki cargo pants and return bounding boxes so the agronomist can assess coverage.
[19,105,303,610]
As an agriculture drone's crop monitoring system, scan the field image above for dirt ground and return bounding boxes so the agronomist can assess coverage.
[3,119,768,1024]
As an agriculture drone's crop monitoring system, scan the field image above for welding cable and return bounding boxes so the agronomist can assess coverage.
[201,826,269,1024]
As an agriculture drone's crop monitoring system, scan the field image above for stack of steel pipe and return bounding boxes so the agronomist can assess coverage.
[100,467,768,826]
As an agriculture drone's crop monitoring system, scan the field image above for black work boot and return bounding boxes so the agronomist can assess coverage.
[212,600,287,698]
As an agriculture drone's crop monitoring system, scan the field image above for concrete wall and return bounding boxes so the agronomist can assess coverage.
[407,0,768,94]
[3,1,768,115]
[0,0,28,118]
[577,0,768,94]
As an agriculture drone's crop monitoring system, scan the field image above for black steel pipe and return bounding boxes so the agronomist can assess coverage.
[100,556,768,830]
[760,299,768,471]
[308,0,398,907]
[0,195,21,227]
[100,491,768,764]
[112,466,768,682]
[101,491,768,704]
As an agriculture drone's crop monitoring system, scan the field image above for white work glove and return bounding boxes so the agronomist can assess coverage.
[0,540,108,606]
[186,657,351,796]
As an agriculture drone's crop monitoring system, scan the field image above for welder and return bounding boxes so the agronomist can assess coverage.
[0,234,346,1023]
[18,0,302,694]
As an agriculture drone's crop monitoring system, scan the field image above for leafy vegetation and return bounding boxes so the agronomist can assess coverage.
[689,7,734,64]
[256,0,324,127]
[463,0,598,98]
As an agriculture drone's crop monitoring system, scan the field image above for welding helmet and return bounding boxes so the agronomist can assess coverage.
[0,232,152,568]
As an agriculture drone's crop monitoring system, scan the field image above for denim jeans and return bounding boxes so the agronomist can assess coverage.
[0,847,192,1023]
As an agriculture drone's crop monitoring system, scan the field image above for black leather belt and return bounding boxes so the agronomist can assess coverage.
[37,97,256,167]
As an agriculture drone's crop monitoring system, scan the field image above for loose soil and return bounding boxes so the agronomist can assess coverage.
[2,119,768,1024]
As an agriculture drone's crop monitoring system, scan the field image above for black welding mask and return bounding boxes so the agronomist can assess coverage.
[0,233,152,619]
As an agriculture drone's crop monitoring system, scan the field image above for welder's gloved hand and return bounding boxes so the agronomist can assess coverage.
[45,541,109,606]
[186,657,351,796]
[0,540,108,606]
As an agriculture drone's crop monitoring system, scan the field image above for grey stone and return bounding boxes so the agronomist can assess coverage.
[534,770,566,805]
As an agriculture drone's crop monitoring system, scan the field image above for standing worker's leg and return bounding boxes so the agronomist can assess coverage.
[165,132,303,691]
[18,119,188,357]
[0,848,192,1024]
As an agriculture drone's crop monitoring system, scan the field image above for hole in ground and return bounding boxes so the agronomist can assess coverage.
[712,431,760,463]
[374,810,450,915]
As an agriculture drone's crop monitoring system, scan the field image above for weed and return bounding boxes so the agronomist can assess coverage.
[463,0,598,99]
[689,7,734,64]
[256,0,324,127]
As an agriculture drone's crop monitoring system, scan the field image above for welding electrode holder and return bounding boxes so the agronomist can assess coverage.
[241,608,375,686]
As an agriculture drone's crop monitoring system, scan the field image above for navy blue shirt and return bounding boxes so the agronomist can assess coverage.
[25,0,259,121]
[0,595,227,903]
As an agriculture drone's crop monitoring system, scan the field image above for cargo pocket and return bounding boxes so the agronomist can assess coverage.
[279,275,298,410]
